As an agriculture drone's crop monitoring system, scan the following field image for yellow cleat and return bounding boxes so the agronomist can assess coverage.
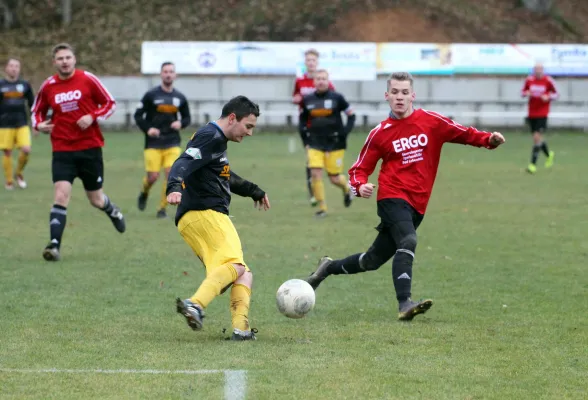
[526,164,537,174]
[545,151,555,168]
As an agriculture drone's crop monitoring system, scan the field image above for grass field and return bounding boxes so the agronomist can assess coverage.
[0,130,586,399]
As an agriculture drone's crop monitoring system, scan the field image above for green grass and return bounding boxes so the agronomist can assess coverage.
[0,131,586,399]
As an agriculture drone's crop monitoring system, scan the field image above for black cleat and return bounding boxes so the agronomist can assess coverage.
[42,244,61,261]
[108,205,126,233]
[315,210,327,218]
[398,298,433,321]
[229,328,258,341]
[176,298,204,331]
[156,209,167,219]
[344,193,352,208]
[137,192,148,211]
[306,256,333,290]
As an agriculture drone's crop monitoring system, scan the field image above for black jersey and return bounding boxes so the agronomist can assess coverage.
[134,86,191,149]
[0,78,34,128]
[167,122,265,225]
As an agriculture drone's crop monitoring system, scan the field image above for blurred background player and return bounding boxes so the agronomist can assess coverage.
[306,72,505,321]
[521,63,557,174]
[299,69,355,217]
[0,58,35,190]
[167,96,270,341]
[292,49,334,207]
[31,43,125,261]
[134,61,191,219]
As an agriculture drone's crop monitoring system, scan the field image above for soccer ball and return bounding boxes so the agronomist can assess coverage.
[276,279,316,319]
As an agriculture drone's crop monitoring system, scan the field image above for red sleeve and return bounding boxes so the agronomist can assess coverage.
[328,81,335,90]
[547,77,559,100]
[422,110,495,149]
[348,124,384,197]
[85,72,116,120]
[292,78,301,101]
[30,78,51,130]
[521,77,530,97]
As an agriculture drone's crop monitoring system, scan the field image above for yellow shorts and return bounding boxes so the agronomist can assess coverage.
[144,146,181,173]
[0,126,31,150]
[178,209,249,272]
[307,148,345,175]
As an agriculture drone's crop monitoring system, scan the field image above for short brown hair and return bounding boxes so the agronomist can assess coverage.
[52,43,75,58]
[304,48,319,58]
[387,72,414,90]
[315,68,329,77]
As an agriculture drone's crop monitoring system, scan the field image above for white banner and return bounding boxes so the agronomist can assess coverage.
[141,42,240,74]
[377,43,453,75]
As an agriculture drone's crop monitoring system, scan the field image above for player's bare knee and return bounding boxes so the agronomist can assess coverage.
[231,263,248,278]
[54,184,72,206]
[234,270,253,287]
[398,233,417,253]
[20,146,31,154]
[3,149,12,156]
[328,174,339,185]
[86,189,104,208]
[310,168,322,179]
[147,172,159,183]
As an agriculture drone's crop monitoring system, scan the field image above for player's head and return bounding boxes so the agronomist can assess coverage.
[533,63,544,78]
[314,69,330,93]
[5,58,21,80]
[160,62,176,87]
[219,96,261,143]
[385,72,416,118]
[52,43,76,78]
[304,49,319,74]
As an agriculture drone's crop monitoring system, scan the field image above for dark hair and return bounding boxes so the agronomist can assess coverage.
[161,61,175,70]
[52,43,75,58]
[220,96,260,121]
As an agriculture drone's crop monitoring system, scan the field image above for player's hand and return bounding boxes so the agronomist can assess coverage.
[36,120,54,133]
[170,121,182,130]
[359,183,376,198]
[292,94,303,104]
[522,90,530,97]
[147,127,160,137]
[254,194,270,211]
[541,94,550,102]
[489,132,506,147]
[167,192,182,205]
[77,114,94,130]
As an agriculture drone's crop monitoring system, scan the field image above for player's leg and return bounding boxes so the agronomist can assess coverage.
[326,149,352,208]
[157,146,181,218]
[43,151,77,261]
[539,118,555,168]
[527,119,543,174]
[0,128,15,189]
[138,148,161,211]
[14,126,32,189]
[79,148,126,233]
[308,148,327,216]
[306,225,397,290]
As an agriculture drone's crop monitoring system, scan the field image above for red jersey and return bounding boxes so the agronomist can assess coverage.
[292,73,335,107]
[349,109,496,214]
[521,75,558,118]
[31,69,116,152]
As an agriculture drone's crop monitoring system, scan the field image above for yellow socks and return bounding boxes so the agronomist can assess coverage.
[141,176,154,195]
[15,152,29,176]
[230,284,251,331]
[311,177,327,212]
[190,263,238,309]
[159,177,168,210]
[332,174,350,194]
[2,154,12,185]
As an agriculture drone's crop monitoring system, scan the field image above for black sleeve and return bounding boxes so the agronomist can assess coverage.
[134,92,152,133]
[339,94,355,135]
[25,83,35,106]
[166,134,214,195]
[179,96,191,129]
[298,101,310,146]
[229,170,266,200]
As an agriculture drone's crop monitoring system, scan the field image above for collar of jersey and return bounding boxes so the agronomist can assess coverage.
[389,108,418,121]
[209,121,228,141]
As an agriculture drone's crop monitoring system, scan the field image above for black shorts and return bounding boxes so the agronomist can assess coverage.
[528,117,547,133]
[52,147,104,191]
[376,198,424,232]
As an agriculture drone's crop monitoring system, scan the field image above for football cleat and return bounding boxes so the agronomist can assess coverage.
[229,328,258,341]
[42,244,61,262]
[137,192,148,211]
[309,196,318,207]
[315,210,327,218]
[306,256,333,290]
[15,174,27,189]
[344,192,352,208]
[397,298,433,321]
[109,205,126,233]
[4,182,14,190]
[156,209,167,219]
[526,164,537,174]
[545,151,555,168]
[176,298,204,331]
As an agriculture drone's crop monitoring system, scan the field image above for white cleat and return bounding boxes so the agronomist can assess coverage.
[4,183,14,190]
[15,175,27,189]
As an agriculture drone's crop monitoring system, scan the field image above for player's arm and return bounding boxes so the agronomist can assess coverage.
[292,79,302,104]
[30,80,52,133]
[521,78,531,97]
[86,72,116,121]
[348,125,384,198]
[298,100,310,146]
[179,95,192,129]
[133,93,153,133]
[25,83,35,107]
[230,170,270,210]
[166,135,214,196]
[426,110,504,149]
[339,94,356,135]
[547,77,559,101]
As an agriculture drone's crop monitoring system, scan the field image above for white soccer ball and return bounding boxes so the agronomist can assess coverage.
[276,279,316,319]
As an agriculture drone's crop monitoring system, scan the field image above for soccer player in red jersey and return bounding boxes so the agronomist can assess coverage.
[31,43,126,261]
[292,49,334,207]
[521,63,557,174]
[306,72,505,321]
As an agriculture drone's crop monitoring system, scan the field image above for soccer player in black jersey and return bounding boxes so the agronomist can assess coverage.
[0,58,35,190]
[134,61,191,218]
[167,96,270,341]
